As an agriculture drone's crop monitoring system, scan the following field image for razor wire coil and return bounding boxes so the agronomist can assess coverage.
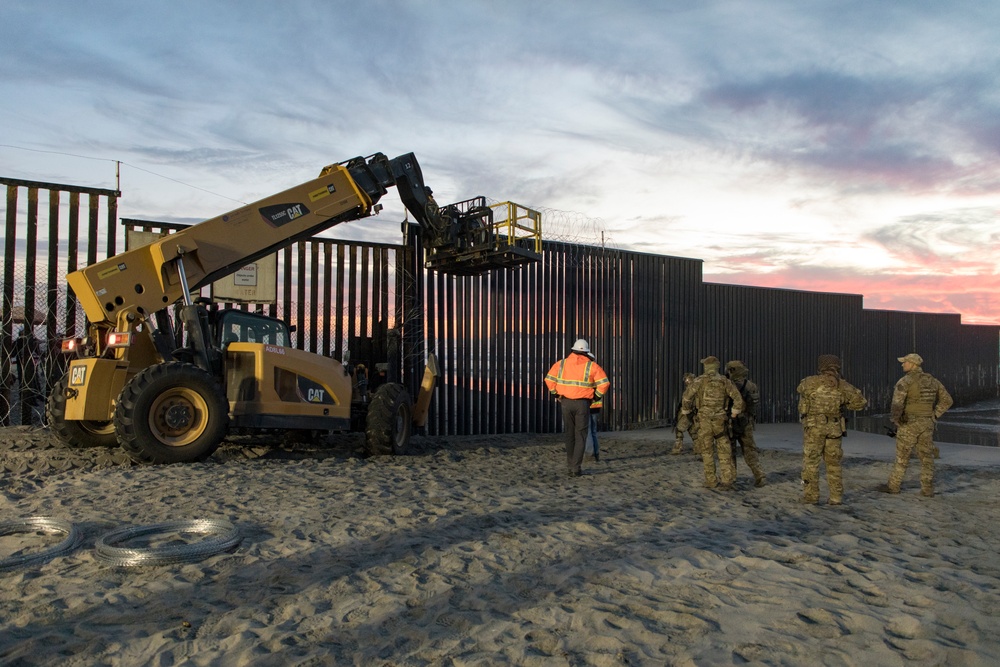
[0,516,82,571]
[94,519,241,567]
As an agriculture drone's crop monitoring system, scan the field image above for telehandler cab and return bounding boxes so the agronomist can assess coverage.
[46,152,541,464]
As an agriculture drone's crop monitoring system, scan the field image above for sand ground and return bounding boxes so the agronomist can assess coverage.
[2,424,999,666]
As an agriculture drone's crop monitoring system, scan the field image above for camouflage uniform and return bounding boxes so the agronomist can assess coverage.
[884,353,953,497]
[796,355,867,505]
[681,356,744,489]
[726,361,766,487]
[671,373,698,454]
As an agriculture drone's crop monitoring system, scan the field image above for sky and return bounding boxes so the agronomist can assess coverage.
[2,1,999,324]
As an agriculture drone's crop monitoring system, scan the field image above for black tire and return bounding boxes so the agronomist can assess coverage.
[46,374,117,448]
[364,383,413,456]
[114,362,230,464]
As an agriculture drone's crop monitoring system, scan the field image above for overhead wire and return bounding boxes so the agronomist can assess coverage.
[0,143,246,205]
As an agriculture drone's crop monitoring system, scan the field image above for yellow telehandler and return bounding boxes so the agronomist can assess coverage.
[46,152,540,463]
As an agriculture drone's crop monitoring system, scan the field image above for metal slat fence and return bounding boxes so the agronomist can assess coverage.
[1,176,997,434]
[1,178,119,426]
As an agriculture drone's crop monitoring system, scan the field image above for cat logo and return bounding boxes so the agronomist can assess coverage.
[308,388,326,403]
[259,202,311,228]
[69,364,87,386]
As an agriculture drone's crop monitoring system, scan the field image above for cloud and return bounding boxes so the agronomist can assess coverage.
[866,207,1000,268]
[706,263,1000,324]
[4,1,1000,325]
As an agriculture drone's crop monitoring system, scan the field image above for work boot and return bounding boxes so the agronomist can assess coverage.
[828,498,843,506]
[877,483,899,494]
[921,487,934,498]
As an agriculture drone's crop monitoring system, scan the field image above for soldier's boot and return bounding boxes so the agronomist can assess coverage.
[828,482,843,506]
[883,462,906,494]
[802,480,819,504]
[750,464,766,488]
[671,440,683,455]
[919,457,935,497]
[716,441,737,488]
[701,452,718,489]
[920,468,935,498]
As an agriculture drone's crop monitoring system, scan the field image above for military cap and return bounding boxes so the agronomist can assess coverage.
[897,353,923,365]
[726,360,747,371]
[683,372,695,381]
[817,354,841,372]
[700,355,719,365]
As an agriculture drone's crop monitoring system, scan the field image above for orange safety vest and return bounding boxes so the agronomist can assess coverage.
[545,353,610,401]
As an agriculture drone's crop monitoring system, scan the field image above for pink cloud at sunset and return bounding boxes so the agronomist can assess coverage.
[2,3,998,328]
[705,268,1000,325]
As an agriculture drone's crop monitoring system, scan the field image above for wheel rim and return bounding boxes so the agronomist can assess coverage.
[148,387,209,447]
[80,421,114,437]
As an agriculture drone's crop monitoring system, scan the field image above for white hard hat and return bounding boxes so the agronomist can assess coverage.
[571,338,590,354]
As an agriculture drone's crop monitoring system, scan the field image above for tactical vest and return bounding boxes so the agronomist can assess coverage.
[803,376,843,417]
[903,373,939,417]
[696,374,730,414]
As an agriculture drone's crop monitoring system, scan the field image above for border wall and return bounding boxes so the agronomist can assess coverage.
[1,176,997,435]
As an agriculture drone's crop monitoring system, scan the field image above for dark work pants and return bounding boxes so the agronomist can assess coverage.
[561,398,591,474]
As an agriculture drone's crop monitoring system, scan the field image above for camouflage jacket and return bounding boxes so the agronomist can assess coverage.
[681,372,744,419]
[796,371,867,424]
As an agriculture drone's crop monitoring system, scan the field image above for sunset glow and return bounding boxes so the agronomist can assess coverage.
[2,2,998,323]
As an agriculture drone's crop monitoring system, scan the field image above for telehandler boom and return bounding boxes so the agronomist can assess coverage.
[47,152,541,463]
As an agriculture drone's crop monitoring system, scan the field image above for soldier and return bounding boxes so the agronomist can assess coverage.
[680,356,744,489]
[797,354,867,505]
[880,353,953,497]
[671,372,697,454]
[725,360,766,487]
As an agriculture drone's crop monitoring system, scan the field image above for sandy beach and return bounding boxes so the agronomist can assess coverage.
[2,423,1000,666]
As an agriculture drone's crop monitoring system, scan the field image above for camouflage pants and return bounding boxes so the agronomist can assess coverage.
[694,414,735,487]
[888,417,935,493]
[672,421,699,452]
[734,425,764,481]
[802,424,844,503]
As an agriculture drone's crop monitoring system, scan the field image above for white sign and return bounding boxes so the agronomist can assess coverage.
[234,264,258,286]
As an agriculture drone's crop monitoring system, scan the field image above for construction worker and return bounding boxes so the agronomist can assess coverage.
[681,356,744,489]
[880,353,953,497]
[545,339,610,477]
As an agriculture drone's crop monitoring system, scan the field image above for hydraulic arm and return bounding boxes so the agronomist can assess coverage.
[68,152,540,328]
